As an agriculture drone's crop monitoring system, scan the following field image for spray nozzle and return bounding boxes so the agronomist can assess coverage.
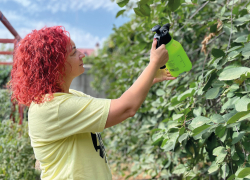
[151,25,161,34]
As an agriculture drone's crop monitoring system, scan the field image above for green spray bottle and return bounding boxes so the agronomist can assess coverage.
[151,23,192,77]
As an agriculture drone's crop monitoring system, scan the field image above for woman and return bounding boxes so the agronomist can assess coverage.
[9,26,176,180]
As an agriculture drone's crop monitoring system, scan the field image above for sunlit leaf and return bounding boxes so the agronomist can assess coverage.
[116,0,129,7]
[234,35,248,43]
[238,168,250,178]
[156,89,165,96]
[213,146,227,163]
[235,95,250,112]
[189,116,210,129]
[138,3,151,16]
[192,124,210,136]
[173,164,186,175]
[133,7,145,16]
[219,67,250,81]
[116,9,126,18]
[232,131,245,144]
[205,87,220,99]
[227,111,250,124]
[178,133,188,143]
[208,162,219,174]
[168,0,181,12]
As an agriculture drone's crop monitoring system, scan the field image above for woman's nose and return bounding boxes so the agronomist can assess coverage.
[79,54,85,59]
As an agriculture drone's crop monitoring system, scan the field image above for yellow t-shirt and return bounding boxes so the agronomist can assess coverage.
[28,89,112,180]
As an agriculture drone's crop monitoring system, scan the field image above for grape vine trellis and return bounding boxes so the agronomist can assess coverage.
[86,0,250,179]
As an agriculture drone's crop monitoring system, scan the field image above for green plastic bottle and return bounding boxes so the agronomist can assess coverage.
[152,24,192,77]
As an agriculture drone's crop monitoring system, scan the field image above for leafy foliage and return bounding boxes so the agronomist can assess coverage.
[0,89,11,121]
[0,120,39,180]
[85,0,250,179]
[0,89,37,179]
[0,66,11,89]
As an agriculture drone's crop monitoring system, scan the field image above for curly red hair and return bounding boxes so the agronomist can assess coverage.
[8,26,71,106]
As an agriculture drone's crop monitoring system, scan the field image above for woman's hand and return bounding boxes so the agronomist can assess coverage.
[150,39,169,69]
[152,69,177,85]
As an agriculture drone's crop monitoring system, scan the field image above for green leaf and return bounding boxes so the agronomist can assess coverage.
[239,112,250,121]
[235,95,250,112]
[227,111,250,124]
[173,114,184,121]
[227,51,240,61]
[238,167,250,178]
[212,48,225,58]
[116,9,126,18]
[219,67,250,81]
[208,162,219,174]
[167,121,181,130]
[213,146,227,163]
[173,164,186,175]
[139,0,151,4]
[171,96,181,106]
[178,133,188,143]
[212,80,224,87]
[192,124,210,136]
[185,0,192,4]
[228,0,239,6]
[223,24,237,35]
[234,35,248,43]
[222,97,240,111]
[220,6,226,16]
[138,3,151,16]
[232,131,245,144]
[227,174,235,180]
[179,127,185,135]
[232,6,239,15]
[229,84,239,92]
[168,0,181,12]
[193,106,202,117]
[240,42,250,53]
[116,0,129,7]
[133,8,145,16]
[247,4,250,12]
[203,71,217,91]
[205,87,220,99]
[152,130,165,146]
[242,51,250,58]
[220,129,228,143]
[215,125,226,138]
[177,88,195,101]
[161,132,179,151]
[234,14,250,26]
[156,89,165,96]
[211,114,225,123]
[226,45,242,53]
[210,24,217,33]
[189,116,210,129]
[184,170,196,178]
[161,138,168,147]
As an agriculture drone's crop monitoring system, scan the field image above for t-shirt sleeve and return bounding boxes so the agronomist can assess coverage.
[58,96,111,137]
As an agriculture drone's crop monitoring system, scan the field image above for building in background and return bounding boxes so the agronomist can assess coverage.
[78,48,94,56]
[78,42,99,57]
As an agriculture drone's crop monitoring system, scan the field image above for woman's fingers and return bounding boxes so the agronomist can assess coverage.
[165,77,177,80]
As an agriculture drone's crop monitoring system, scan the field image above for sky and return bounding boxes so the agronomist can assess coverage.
[0,0,132,50]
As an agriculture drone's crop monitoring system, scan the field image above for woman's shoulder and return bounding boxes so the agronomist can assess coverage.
[69,89,92,98]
